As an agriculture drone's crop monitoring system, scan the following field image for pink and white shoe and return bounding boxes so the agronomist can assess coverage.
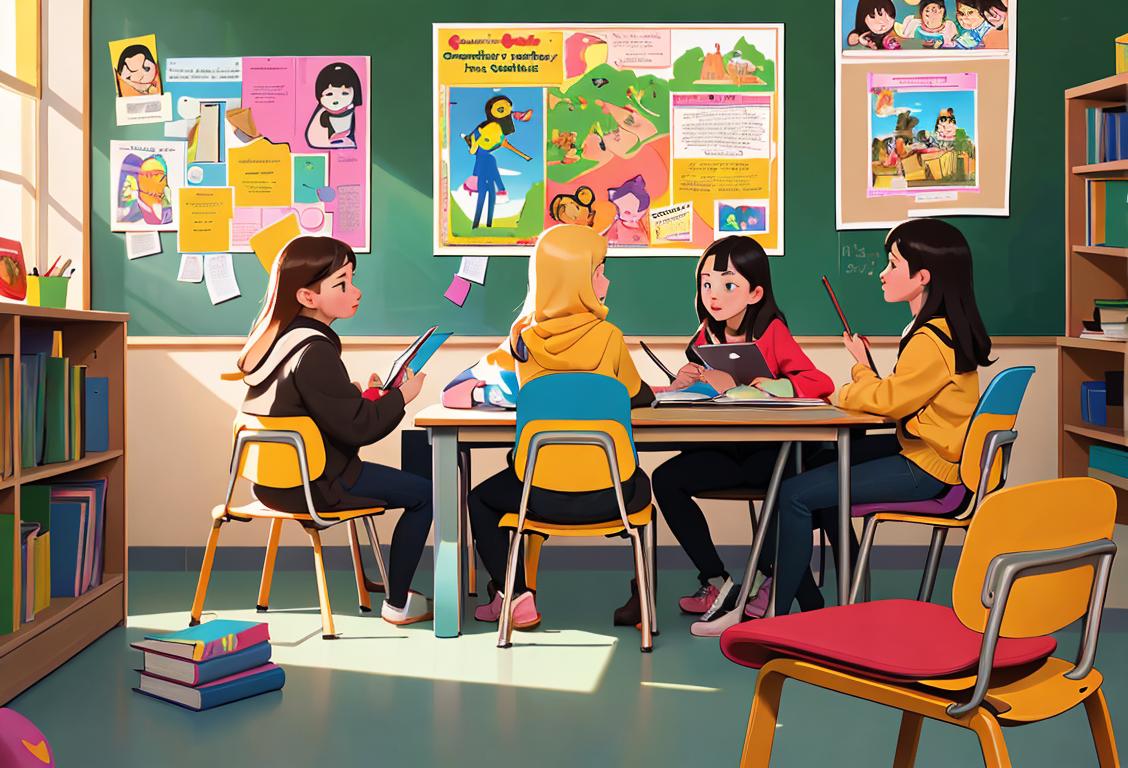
[475,590,541,630]
[475,590,504,623]
[744,576,773,619]
[678,583,720,614]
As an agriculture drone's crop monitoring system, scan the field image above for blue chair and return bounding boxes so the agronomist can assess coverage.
[850,366,1036,604]
[496,373,657,651]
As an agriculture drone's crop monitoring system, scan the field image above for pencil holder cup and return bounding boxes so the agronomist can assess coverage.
[26,276,70,309]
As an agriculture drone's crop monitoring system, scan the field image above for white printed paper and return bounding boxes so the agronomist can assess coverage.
[203,253,240,304]
[115,93,173,126]
[164,118,194,139]
[125,231,162,260]
[456,256,489,285]
[177,253,204,283]
[164,57,242,83]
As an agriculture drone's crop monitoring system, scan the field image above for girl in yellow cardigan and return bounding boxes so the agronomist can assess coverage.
[746,218,992,619]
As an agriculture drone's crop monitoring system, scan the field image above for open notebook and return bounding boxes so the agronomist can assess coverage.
[654,383,829,408]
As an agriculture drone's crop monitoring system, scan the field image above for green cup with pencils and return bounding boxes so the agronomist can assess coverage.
[28,257,73,308]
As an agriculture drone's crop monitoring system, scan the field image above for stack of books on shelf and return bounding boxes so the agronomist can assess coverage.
[1085,179,1128,248]
[12,328,110,472]
[132,620,285,711]
[1089,445,1128,486]
[1081,299,1128,340]
[1086,105,1127,164]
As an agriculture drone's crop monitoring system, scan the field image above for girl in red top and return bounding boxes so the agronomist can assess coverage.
[648,236,833,626]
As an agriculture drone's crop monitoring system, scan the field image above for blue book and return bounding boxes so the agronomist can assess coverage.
[134,640,272,686]
[132,619,271,661]
[1081,381,1108,427]
[85,377,109,453]
[53,479,107,587]
[47,500,85,597]
[135,662,285,711]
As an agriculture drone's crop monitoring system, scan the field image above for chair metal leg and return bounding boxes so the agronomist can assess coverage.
[850,516,880,605]
[917,527,949,602]
[256,519,283,612]
[740,667,786,767]
[816,527,827,588]
[347,520,372,613]
[629,528,654,652]
[968,710,1012,768]
[190,521,223,625]
[1084,689,1120,767]
[893,711,923,768]
[497,530,522,649]
[643,521,658,636]
[459,448,476,597]
[306,528,337,639]
[361,517,389,593]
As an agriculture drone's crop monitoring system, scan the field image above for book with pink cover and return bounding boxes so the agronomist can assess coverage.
[130,619,270,661]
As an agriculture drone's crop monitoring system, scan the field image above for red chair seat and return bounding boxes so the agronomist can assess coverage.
[720,599,1056,680]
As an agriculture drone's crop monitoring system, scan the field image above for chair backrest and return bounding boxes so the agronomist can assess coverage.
[951,477,1115,638]
[232,413,326,489]
[959,366,1034,495]
[513,373,637,493]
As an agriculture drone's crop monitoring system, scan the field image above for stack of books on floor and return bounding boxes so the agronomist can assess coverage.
[13,327,111,470]
[131,620,284,711]
[1082,299,1128,340]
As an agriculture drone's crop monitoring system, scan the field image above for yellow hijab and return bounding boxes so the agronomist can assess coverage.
[517,224,616,374]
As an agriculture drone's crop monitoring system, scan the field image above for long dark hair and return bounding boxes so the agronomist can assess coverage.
[886,219,992,374]
[237,236,357,374]
[694,235,786,341]
[853,0,896,36]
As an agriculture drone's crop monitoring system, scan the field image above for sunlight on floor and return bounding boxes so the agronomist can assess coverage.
[127,608,617,693]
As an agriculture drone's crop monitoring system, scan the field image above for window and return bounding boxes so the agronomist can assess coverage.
[0,0,41,270]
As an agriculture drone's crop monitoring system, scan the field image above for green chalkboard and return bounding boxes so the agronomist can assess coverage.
[91,2,1115,337]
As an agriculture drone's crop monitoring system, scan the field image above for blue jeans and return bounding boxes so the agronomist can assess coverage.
[762,436,948,615]
[343,462,433,608]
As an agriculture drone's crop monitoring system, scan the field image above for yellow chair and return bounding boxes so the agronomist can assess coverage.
[496,373,657,651]
[190,414,389,638]
[723,477,1119,767]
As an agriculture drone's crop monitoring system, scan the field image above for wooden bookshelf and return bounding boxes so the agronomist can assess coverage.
[1061,72,1128,524]
[0,304,128,704]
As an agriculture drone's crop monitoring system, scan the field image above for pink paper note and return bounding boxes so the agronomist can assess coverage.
[443,275,472,307]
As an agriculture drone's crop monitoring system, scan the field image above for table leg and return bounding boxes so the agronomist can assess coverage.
[727,441,793,618]
[837,428,851,606]
[431,427,462,637]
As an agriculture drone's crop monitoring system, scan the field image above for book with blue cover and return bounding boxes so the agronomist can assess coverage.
[48,499,85,598]
[85,376,109,453]
[134,640,272,686]
[132,619,271,661]
[135,662,285,711]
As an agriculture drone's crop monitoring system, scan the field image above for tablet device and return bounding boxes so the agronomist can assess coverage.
[381,326,448,390]
[695,343,773,384]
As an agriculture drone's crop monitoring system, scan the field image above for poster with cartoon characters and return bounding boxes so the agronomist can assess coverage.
[835,0,1015,228]
[434,24,785,256]
[109,140,186,232]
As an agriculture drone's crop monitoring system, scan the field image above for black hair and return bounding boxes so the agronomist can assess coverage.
[935,108,956,131]
[886,219,993,374]
[117,44,156,75]
[976,0,1007,26]
[920,0,946,13]
[853,0,896,36]
[695,236,786,341]
[314,63,362,107]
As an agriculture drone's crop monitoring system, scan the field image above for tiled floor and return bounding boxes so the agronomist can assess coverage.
[9,567,1127,767]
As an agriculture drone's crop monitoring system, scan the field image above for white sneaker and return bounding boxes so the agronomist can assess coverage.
[698,577,737,622]
[690,607,742,637]
[381,591,433,626]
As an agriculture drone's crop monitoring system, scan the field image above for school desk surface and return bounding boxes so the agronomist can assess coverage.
[415,405,890,638]
[8,569,1127,767]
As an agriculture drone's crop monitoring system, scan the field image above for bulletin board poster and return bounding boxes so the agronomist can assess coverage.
[834,0,1016,229]
[434,24,785,256]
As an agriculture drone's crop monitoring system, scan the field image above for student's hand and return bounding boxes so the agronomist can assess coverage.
[353,381,364,393]
[750,376,774,388]
[843,332,871,366]
[698,369,737,393]
[397,368,427,404]
[368,373,383,389]
[671,363,705,390]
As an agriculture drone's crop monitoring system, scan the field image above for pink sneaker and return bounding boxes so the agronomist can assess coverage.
[475,591,504,623]
[744,577,773,619]
[678,583,719,614]
[475,590,541,630]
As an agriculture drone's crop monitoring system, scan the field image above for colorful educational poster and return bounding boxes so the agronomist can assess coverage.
[867,72,978,197]
[242,56,371,251]
[109,140,186,232]
[446,86,545,243]
[109,34,163,97]
[835,0,1016,228]
[177,187,234,253]
[840,0,1010,54]
[435,24,784,255]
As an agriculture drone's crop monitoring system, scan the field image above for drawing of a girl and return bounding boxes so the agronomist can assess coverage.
[900,0,958,48]
[115,44,161,97]
[935,108,958,149]
[305,62,363,150]
[847,0,899,50]
[603,175,650,246]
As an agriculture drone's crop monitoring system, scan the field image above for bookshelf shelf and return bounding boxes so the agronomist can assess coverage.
[1062,72,1128,525]
[1088,467,1128,493]
[0,305,128,704]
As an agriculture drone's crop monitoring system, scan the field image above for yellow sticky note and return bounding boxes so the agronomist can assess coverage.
[229,138,292,207]
[249,212,301,273]
[178,187,234,253]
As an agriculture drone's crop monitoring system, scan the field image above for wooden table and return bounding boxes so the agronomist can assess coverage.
[415,404,891,637]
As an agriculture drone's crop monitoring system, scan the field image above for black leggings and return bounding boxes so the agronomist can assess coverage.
[469,468,652,593]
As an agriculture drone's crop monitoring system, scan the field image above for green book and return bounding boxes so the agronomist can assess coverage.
[43,356,69,465]
[0,513,14,634]
[21,485,50,615]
